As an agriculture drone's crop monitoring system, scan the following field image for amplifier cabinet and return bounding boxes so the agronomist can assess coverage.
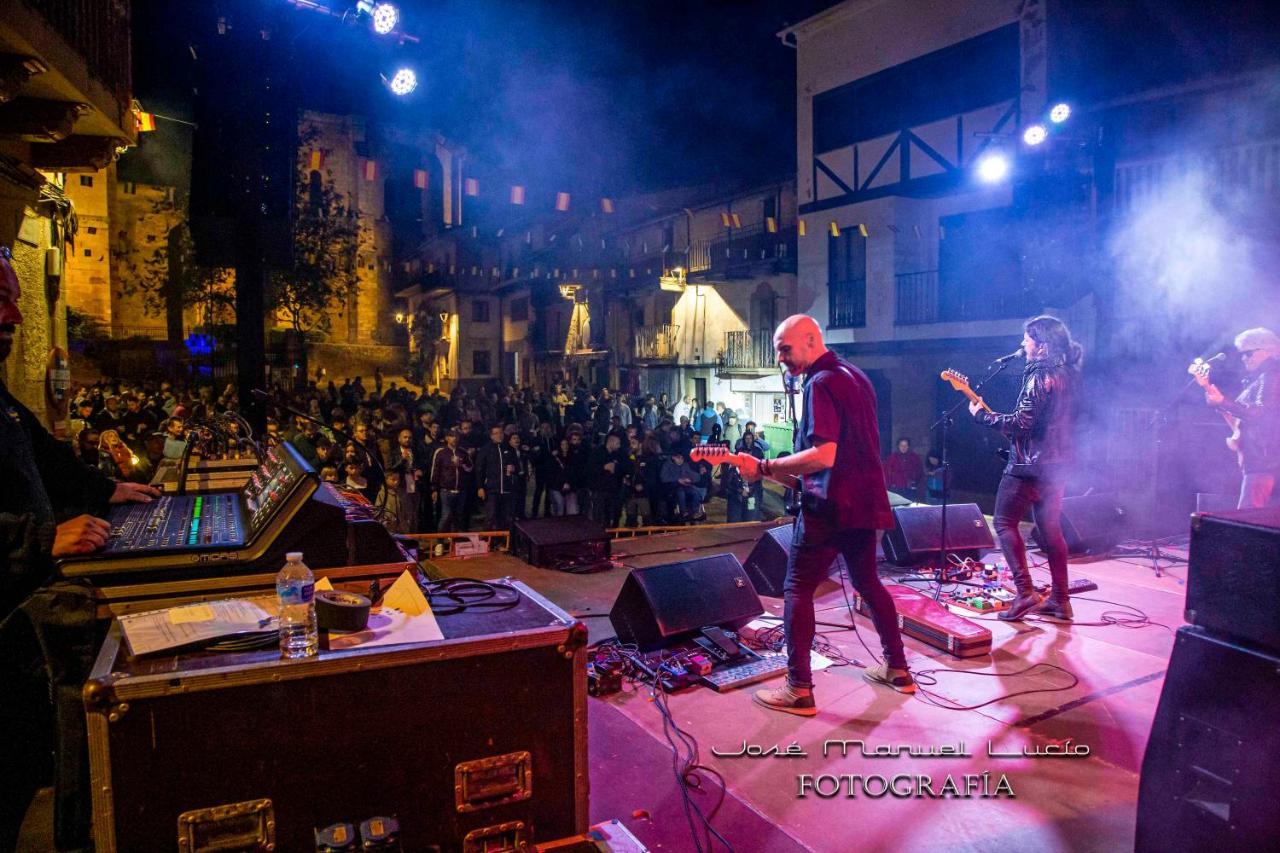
[1188,507,1280,654]
[84,580,588,852]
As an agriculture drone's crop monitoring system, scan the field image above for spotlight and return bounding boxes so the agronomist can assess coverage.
[976,153,1010,184]
[387,67,417,96]
[1049,103,1071,124]
[1022,124,1047,146]
[370,2,398,35]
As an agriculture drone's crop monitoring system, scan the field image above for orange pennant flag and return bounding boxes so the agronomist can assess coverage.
[510,185,525,205]
[413,169,428,190]
[556,192,571,211]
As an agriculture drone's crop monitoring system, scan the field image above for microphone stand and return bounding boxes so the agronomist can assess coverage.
[929,358,1015,600]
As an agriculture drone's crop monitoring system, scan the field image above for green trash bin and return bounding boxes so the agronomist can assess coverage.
[760,423,794,460]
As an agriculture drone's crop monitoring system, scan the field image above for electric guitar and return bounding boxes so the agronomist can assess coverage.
[688,445,801,493]
[940,369,994,414]
[1188,360,1243,465]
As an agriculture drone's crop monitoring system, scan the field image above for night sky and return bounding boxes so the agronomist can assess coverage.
[129,0,837,196]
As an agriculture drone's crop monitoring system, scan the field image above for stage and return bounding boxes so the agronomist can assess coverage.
[424,521,1186,852]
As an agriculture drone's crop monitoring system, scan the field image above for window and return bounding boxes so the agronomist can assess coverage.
[472,350,492,376]
[828,231,866,328]
[79,175,94,187]
[813,24,1018,154]
[83,248,92,257]
[86,226,97,235]
[763,196,777,221]
[472,300,490,322]
[662,222,674,251]
[509,297,528,322]
[146,234,155,243]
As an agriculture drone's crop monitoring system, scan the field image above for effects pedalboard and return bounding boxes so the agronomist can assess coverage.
[588,626,789,696]
[944,576,1099,613]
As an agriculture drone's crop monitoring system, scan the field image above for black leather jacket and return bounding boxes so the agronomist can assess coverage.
[976,357,1079,477]
[1220,358,1280,474]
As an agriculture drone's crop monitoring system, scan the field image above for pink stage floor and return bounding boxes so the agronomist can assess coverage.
[426,522,1187,852]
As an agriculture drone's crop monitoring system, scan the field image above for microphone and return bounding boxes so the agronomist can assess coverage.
[992,349,1023,364]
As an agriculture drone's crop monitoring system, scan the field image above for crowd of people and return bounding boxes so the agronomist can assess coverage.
[64,374,787,544]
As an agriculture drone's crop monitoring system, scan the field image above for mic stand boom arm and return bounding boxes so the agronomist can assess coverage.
[928,358,1013,599]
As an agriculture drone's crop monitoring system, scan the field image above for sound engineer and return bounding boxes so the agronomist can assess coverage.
[0,247,158,616]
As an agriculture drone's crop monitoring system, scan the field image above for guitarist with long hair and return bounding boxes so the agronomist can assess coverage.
[737,315,913,715]
[970,315,1082,621]
[1202,328,1280,508]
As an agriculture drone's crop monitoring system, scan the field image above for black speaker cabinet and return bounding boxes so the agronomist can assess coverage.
[880,504,994,566]
[1032,494,1127,556]
[743,523,847,597]
[1137,626,1280,851]
[609,555,764,651]
[1188,507,1280,654]
[510,516,609,569]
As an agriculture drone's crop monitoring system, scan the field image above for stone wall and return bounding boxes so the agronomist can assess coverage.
[308,342,409,385]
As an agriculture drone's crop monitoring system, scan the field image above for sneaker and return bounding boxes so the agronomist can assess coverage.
[862,663,917,694]
[752,683,817,716]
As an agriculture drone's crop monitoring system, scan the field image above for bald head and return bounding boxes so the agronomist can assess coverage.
[773,314,827,375]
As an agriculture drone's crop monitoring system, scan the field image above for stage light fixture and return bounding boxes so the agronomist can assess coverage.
[370,2,398,35]
[977,153,1010,183]
[1050,103,1071,124]
[387,67,417,96]
[1023,124,1048,146]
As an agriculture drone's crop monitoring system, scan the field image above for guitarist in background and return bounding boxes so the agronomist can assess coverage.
[970,315,1082,622]
[1203,328,1280,508]
[743,315,913,716]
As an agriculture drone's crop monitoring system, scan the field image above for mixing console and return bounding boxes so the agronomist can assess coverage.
[104,494,244,553]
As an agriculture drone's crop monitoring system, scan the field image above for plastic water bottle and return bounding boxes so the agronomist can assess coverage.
[277,551,318,659]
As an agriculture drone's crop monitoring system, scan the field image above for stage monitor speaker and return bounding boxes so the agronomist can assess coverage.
[1032,494,1127,556]
[609,555,764,651]
[880,503,993,567]
[743,523,846,597]
[510,516,609,569]
[1188,507,1280,654]
[1137,626,1280,851]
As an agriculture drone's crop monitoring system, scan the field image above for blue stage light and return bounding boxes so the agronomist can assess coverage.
[1050,103,1071,124]
[1023,124,1048,146]
[388,67,417,96]
[371,3,398,35]
[977,153,1010,183]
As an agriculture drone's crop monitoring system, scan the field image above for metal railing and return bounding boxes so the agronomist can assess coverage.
[26,0,133,106]
[692,225,796,276]
[894,270,939,325]
[828,277,866,329]
[722,329,776,370]
[633,324,680,361]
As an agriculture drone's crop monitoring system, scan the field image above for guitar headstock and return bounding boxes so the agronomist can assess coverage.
[940,369,971,392]
[689,445,731,463]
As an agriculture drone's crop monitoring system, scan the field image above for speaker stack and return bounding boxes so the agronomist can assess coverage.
[608,554,764,651]
[1136,507,1280,851]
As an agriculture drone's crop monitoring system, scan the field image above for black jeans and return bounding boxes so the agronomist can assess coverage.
[784,517,907,687]
[992,472,1069,593]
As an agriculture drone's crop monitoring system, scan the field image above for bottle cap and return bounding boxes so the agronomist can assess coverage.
[286,551,304,561]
